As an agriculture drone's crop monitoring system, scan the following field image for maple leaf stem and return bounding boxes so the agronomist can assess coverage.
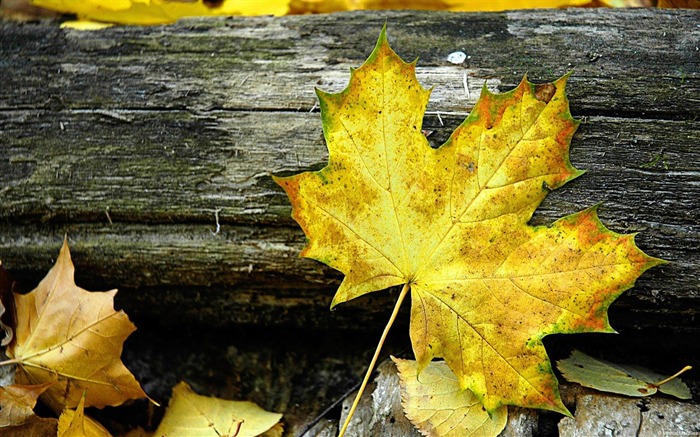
[653,365,692,388]
[338,282,410,437]
[0,358,19,367]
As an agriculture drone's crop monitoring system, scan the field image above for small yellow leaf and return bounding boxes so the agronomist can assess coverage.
[155,381,282,437]
[6,239,147,412]
[58,394,112,437]
[393,357,507,437]
[0,383,52,427]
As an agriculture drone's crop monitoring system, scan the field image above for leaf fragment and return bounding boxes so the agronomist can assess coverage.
[557,350,692,400]
[274,28,663,414]
[6,239,147,412]
[58,393,113,437]
[393,357,507,437]
[0,415,57,437]
[154,381,283,437]
[0,382,52,427]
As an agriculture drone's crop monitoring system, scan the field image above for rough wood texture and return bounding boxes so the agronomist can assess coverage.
[1,9,699,333]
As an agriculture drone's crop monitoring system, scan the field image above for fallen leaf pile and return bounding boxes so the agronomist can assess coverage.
[275,27,662,434]
[0,241,282,436]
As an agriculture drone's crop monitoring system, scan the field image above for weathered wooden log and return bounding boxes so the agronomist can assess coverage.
[0,9,698,334]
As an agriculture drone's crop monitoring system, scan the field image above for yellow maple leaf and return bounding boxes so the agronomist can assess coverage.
[274,28,663,414]
[154,381,283,437]
[393,357,507,437]
[58,393,112,437]
[5,239,146,413]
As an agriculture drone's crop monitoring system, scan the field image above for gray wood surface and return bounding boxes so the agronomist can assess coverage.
[0,9,698,333]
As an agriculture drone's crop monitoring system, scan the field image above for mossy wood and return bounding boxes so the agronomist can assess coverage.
[0,9,698,333]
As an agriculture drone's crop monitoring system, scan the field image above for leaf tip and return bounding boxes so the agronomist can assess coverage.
[329,295,341,311]
[314,86,331,101]
[519,73,530,87]
[372,23,390,55]
[380,21,388,40]
[479,81,493,98]
[59,236,72,261]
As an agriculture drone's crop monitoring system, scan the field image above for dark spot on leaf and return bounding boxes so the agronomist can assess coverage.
[535,83,556,103]
[638,388,649,394]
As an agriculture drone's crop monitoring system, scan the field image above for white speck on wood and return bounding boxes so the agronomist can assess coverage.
[447,51,467,64]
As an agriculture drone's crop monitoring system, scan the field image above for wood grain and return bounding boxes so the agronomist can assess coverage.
[1,9,698,332]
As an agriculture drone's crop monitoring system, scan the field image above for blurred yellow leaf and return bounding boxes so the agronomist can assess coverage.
[58,394,112,437]
[32,0,289,25]
[30,0,654,27]
[155,381,282,437]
